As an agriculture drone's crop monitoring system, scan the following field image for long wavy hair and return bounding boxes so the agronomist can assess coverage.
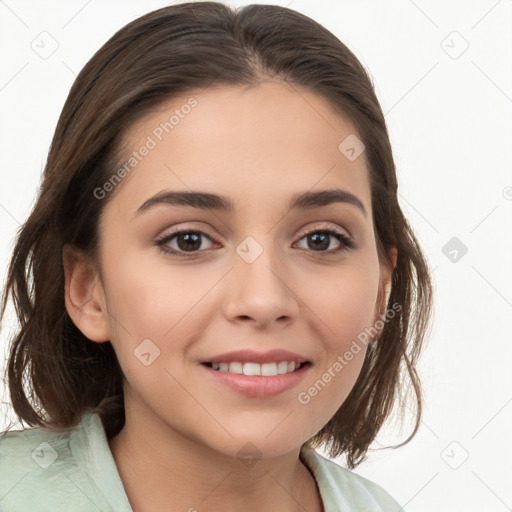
[0,1,432,469]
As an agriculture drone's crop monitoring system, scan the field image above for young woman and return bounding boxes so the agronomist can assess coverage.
[0,3,432,511]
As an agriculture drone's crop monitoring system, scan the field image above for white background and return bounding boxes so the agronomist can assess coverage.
[1,1,511,510]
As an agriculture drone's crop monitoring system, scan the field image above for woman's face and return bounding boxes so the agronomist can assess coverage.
[78,81,394,458]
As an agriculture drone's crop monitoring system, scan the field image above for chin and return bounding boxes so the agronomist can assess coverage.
[228,440,301,462]
[209,430,308,462]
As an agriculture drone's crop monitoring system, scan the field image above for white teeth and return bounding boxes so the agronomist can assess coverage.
[261,362,278,376]
[229,362,243,374]
[243,362,261,376]
[277,361,289,374]
[210,361,303,375]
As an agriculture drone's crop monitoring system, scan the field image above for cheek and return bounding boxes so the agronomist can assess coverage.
[303,256,380,347]
[294,255,380,410]
[104,239,206,319]
[100,244,218,364]
[100,251,216,416]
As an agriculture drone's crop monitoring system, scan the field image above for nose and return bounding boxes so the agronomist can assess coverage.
[222,239,299,329]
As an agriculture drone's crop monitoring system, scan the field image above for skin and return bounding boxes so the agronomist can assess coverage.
[63,80,396,512]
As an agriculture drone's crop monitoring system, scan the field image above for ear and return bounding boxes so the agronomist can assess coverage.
[62,243,110,343]
[373,246,398,331]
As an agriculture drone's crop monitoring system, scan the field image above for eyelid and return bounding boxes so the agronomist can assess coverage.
[298,222,350,238]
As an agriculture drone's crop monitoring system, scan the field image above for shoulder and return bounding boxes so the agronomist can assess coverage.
[300,447,403,511]
[0,414,116,511]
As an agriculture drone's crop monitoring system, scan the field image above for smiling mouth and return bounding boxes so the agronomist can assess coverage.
[202,361,311,376]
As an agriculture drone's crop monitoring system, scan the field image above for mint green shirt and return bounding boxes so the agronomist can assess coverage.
[0,412,403,511]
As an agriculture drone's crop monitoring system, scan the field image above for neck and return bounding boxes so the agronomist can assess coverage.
[107,401,323,512]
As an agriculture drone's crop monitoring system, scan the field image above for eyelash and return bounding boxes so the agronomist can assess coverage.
[155,225,354,259]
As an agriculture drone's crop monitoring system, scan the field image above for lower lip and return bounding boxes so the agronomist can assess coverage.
[200,363,311,398]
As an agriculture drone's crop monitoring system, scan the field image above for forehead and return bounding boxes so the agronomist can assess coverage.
[107,81,371,217]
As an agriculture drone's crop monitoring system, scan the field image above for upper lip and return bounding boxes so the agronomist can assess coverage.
[201,349,309,365]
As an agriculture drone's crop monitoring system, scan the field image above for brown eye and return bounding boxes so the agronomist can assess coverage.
[156,230,218,257]
[295,228,353,254]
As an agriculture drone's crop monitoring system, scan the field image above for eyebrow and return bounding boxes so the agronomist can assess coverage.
[134,188,367,217]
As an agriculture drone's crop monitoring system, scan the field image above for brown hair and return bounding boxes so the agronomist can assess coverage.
[0,1,432,468]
